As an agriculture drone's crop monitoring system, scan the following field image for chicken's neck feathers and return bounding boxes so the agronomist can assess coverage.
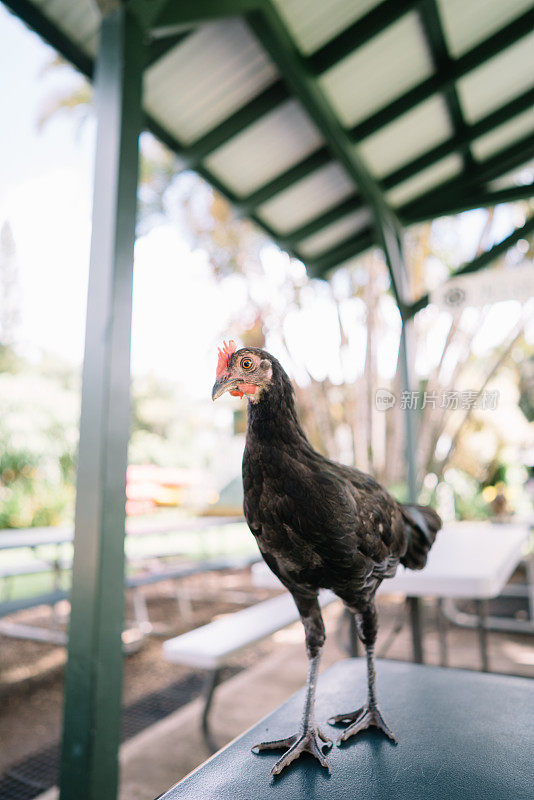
[245,367,310,450]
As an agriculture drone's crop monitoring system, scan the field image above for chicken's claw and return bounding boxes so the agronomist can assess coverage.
[329,704,397,746]
[252,725,332,778]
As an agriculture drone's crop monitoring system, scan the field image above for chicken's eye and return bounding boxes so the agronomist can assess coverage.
[241,358,253,371]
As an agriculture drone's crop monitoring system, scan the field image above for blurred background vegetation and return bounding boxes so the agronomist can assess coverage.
[0,59,533,529]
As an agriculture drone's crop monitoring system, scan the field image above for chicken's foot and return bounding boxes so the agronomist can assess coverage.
[328,643,397,745]
[251,653,332,777]
[252,725,332,777]
[329,703,397,743]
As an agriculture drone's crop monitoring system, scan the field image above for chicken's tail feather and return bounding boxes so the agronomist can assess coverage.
[400,504,442,570]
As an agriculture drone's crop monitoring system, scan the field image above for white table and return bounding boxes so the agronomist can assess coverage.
[252,522,532,671]
[379,522,529,598]
[380,522,531,670]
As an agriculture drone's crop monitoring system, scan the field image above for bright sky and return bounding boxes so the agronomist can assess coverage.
[0,3,531,403]
[0,4,246,396]
[0,5,93,363]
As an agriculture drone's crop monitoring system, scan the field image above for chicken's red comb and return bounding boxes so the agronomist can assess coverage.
[216,340,237,378]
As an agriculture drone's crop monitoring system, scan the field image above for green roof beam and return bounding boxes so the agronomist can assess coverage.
[179,81,290,168]
[406,213,534,317]
[417,0,475,174]
[308,0,425,75]
[472,134,534,185]
[149,0,262,38]
[383,86,534,190]
[240,147,331,212]
[285,196,363,245]
[400,132,534,220]
[146,32,192,67]
[128,0,261,35]
[242,84,534,225]
[247,3,408,304]
[307,229,375,277]
[403,185,534,223]
[350,7,534,143]
[144,115,310,264]
[4,0,93,77]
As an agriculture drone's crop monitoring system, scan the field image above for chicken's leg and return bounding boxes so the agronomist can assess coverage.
[329,603,397,745]
[252,595,332,777]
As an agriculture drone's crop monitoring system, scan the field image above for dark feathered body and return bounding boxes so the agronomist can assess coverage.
[213,343,441,771]
[242,351,441,613]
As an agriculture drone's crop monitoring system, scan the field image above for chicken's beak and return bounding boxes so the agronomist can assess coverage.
[211,376,237,401]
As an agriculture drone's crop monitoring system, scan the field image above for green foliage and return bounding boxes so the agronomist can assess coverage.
[0,354,78,528]
[0,478,73,528]
[452,489,490,521]
[443,468,491,520]
[0,349,224,528]
[129,374,217,470]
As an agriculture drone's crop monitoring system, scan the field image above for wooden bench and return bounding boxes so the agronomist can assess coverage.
[162,589,337,750]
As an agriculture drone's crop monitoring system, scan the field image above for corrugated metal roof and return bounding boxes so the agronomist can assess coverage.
[35,0,99,53]
[258,162,354,234]
[7,0,534,282]
[489,161,534,192]
[205,99,324,197]
[386,153,463,208]
[472,109,534,161]
[272,0,382,55]
[299,209,372,257]
[457,33,534,123]
[437,0,534,58]
[320,13,433,128]
[144,19,278,144]
[357,96,452,179]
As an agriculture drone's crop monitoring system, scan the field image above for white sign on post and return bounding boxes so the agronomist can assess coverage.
[430,261,534,311]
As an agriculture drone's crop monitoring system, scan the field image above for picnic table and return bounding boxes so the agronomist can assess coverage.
[253,522,532,671]
[0,516,244,549]
[0,517,251,643]
[157,659,533,800]
[379,521,531,670]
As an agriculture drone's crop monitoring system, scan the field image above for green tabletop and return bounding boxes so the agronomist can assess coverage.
[157,659,533,800]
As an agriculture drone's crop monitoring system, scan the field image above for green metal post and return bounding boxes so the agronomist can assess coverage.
[381,230,423,662]
[59,7,143,800]
[399,318,424,663]
[398,320,418,504]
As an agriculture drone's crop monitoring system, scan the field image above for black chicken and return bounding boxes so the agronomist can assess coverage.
[212,341,441,777]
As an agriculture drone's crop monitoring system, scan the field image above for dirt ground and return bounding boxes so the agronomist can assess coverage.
[1,566,533,781]
[0,568,281,775]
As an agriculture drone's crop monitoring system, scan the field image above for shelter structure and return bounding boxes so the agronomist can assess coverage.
[3,1,534,799]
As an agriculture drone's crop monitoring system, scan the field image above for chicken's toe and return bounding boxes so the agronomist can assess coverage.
[330,704,397,746]
[252,726,332,778]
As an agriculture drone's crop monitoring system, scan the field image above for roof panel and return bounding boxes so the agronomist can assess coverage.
[298,209,372,257]
[258,163,354,234]
[320,13,434,127]
[386,153,463,208]
[144,19,278,145]
[437,0,534,58]
[31,0,99,54]
[472,108,534,162]
[488,160,534,192]
[457,34,534,123]
[271,0,382,55]
[357,96,452,179]
[15,0,533,280]
[204,100,324,198]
